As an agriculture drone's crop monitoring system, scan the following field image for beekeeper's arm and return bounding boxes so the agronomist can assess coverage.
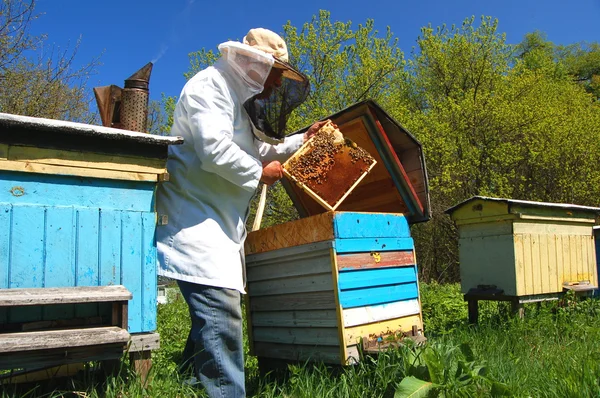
[184,79,276,191]
[257,120,329,163]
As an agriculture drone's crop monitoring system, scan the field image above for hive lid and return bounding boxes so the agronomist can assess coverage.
[283,100,431,224]
[446,196,600,223]
[0,112,183,159]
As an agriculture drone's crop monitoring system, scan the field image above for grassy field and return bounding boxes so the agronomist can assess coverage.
[2,283,599,397]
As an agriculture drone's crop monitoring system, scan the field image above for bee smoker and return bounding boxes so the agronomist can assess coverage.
[93,62,153,133]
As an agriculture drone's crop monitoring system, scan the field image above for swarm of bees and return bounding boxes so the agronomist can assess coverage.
[285,121,375,189]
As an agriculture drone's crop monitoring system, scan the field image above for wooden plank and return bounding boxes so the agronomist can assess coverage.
[334,237,414,253]
[329,247,347,365]
[8,145,166,174]
[0,204,11,290]
[367,111,423,216]
[540,234,550,294]
[344,314,422,346]
[522,234,534,295]
[0,143,7,159]
[338,267,417,290]
[339,283,419,309]
[513,221,592,235]
[555,234,564,291]
[0,343,126,371]
[0,159,159,182]
[245,212,334,255]
[337,250,415,270]
[253,342,342,364]
[246,246,332,283]
[141,212,157,332]
[332,212,410,239]
[43,207,75,321]
[253,326,340,346]
[251,310,338,328]
[547,234,558,292]
[99,210,122,286]
[0,326,129,353]
[128,332,160,352]
[342,299,421,328]
[514,235,526,296]
[121,211,143,333]
[74,208,100,319]
[249,272,334,296]
[0,170,154,212]
[250,291,336,312]
[0,285,132,306]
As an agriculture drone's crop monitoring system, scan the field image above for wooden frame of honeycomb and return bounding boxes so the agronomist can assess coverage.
[283,121,377,211]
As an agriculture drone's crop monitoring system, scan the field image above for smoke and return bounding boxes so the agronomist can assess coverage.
[151,0,196,64]
[152,44,169,64]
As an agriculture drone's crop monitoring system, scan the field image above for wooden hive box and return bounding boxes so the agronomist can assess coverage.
[245,101,431,365]
[245,212,422,365]
[283,100,431,223]
[0,113,182,337]
[446,196,600,298]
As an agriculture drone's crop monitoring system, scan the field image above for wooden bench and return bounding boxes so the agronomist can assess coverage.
[0,285,131,373]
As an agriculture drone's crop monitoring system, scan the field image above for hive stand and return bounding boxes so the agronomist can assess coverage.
[0,285,130,381]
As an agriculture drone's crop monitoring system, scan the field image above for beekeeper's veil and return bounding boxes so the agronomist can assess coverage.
[218,28,310,144]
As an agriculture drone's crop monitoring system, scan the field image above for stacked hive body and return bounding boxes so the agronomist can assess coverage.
[0,113,182,371]
[245,101,431,365]
[446,196,599,321]
[245,212,422,364]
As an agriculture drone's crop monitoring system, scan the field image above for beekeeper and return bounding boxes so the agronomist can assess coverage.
[156,28,325,397]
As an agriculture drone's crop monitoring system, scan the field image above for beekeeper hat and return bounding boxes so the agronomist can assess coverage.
[243,28,307,83]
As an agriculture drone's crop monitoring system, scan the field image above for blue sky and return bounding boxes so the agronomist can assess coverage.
[33,0,600,103]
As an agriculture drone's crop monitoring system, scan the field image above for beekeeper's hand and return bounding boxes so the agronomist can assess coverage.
[304,120,331,143]
[260,160,283,186]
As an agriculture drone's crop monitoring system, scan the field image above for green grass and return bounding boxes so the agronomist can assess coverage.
[2,285,599,397]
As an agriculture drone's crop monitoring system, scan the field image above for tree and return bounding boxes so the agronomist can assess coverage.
[0,0,101,122]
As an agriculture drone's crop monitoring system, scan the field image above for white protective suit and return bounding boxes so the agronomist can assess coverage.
[156,42,304,293]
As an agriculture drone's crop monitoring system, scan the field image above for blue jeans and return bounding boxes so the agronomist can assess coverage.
[177,280,245,398]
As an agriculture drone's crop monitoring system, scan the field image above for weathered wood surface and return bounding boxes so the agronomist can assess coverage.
[342,299,421,328]
[250,291,337,312]
[128,332,160,352]
[251,310,338,328]
[335,237,414,254]
[7,145,166,174]
[0,326,130,353]
[249,272,334,296]
[253,342,342,364]
[337,251,415,270]
[245,212,335,255]
[338,267,417,290]
[0,343,125,371]
[0,159,161,182]
[332,212,410,239]
[0,286,131,307]
[253,326,340,346]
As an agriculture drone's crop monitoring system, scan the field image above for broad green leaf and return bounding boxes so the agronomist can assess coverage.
[394,376,435,398]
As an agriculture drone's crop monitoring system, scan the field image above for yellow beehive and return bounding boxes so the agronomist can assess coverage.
[446,196,600,297]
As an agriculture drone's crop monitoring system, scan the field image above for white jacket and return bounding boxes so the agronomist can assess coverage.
[156,57,303,293]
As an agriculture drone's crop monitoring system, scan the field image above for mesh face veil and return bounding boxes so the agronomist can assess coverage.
[244,76,310,144]
[218,41,274,97]
[219,40,310,144]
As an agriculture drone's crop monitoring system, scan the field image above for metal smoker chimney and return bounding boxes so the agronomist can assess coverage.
[93,62,153,133]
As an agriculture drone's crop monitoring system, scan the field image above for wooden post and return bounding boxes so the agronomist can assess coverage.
[129,351,152,385]
[511,300,524,319]
[467,299,479,324]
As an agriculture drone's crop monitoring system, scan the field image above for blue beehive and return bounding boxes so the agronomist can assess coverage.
[0,113,182,335]
[245,101,430,365]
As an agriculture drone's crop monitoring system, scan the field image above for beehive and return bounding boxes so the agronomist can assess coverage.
[245,101,431,365]
[594,226,600,296]
[446,196,600,297]
[245,212,421,364]
[0,113,182,335]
